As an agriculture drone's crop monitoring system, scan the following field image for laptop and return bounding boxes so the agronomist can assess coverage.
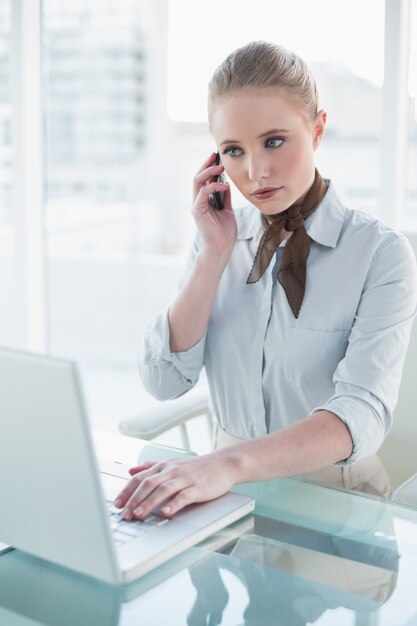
[0,347,254,585]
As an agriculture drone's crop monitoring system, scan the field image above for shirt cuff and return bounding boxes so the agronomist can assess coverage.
[143,308,206,384]
[311,385,388,466]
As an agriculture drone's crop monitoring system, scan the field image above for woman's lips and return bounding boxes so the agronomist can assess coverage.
[252,187,283,200]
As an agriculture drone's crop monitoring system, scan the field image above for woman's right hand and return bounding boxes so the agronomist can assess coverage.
[192,152,237,258]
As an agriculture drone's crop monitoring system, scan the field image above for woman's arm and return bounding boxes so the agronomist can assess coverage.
[137,152,235,399]
[168,152,237,352]
[224,409,353,482]
[168,248,230,352]
[115,409,352,520]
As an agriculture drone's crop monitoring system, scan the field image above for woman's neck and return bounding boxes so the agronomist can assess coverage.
[263,216,293,243]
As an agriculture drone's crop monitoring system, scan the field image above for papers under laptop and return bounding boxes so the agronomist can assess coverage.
[0,348,254,585]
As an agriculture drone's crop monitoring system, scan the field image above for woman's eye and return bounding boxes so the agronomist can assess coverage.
[224,146,242,158]
[266,137,284,148]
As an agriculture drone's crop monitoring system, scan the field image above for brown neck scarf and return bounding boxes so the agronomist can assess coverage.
[246,169,327,318]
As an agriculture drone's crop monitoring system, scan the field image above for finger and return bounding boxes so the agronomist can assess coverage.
[119,458,184,507]
[123,461,191,518]
[128,461,156,476]
[207,181,232,211]
[222,181,232,210]
[113,473,144,508]
[193,164,225,196]
[160,487,196,517]
[194,163,224,185]
[124,467,180,513]
[114,464,161,508]
[196,151,218,175]
[128,477,189,520]
[196,181,229,204]
[193,183,229,215]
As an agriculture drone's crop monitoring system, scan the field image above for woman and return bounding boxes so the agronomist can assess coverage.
[115,41,417,520]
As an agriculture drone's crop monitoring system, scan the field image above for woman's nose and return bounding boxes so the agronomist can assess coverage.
[247,154,270,181]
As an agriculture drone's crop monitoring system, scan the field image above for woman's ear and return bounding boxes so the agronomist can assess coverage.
[313,109,327,150]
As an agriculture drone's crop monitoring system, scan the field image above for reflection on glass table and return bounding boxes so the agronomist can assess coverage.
[2,434,417,625]
[298,453,391,498]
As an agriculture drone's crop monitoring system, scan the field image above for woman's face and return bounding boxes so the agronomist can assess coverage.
[210,88,326,217]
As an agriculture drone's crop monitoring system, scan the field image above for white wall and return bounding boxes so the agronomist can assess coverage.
[48,256,183,364]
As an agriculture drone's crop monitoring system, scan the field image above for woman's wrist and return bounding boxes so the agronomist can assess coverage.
[198,245,233,269]
[214,444,249,485]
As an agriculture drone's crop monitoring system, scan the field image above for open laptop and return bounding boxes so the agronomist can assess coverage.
[0,347,254,585]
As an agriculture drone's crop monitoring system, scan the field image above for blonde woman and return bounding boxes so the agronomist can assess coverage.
[115,41,417,520]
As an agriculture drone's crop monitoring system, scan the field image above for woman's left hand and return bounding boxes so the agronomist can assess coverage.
[113,451,239,520]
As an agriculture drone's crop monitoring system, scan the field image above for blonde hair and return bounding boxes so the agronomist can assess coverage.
[208,41,319,123]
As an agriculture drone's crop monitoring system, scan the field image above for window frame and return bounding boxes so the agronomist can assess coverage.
[380,0,411,226]
[12,0,48,351]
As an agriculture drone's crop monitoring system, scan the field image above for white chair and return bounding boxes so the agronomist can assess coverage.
[119,385,213,450]
[392,473,417,507]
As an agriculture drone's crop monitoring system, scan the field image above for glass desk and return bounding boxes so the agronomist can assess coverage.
[1,432,417,626]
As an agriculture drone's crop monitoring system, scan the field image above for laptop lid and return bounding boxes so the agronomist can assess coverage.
[0,348,120,584]
[0,347,254,585]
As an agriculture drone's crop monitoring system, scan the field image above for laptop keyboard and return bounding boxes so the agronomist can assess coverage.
[106,500,170,547]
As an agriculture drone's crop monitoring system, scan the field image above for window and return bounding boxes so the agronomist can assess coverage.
[43,0,185,427]
[0,0,18,346]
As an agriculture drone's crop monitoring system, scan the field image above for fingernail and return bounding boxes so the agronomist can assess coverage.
[114,498,122,508]
[161,505,171,515]
[133,506,144,517]
[122,508,132,520]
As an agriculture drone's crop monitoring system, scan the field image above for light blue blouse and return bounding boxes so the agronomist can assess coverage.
[138,182,417,465]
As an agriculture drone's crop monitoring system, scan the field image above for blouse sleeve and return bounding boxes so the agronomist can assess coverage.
[312,232,417,465]
[137,233,207,400]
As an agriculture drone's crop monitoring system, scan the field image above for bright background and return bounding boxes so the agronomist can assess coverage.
[0,0,416,450]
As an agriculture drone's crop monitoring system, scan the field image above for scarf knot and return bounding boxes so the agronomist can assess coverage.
[285,207,304,232]
[246,169,327,318]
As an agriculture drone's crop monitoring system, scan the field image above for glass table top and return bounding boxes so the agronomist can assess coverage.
[2,470,417,626]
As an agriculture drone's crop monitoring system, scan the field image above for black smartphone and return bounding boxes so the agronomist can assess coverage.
[211,152,225,210]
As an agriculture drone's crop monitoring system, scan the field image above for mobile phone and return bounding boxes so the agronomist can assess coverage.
[211,152,225,210]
